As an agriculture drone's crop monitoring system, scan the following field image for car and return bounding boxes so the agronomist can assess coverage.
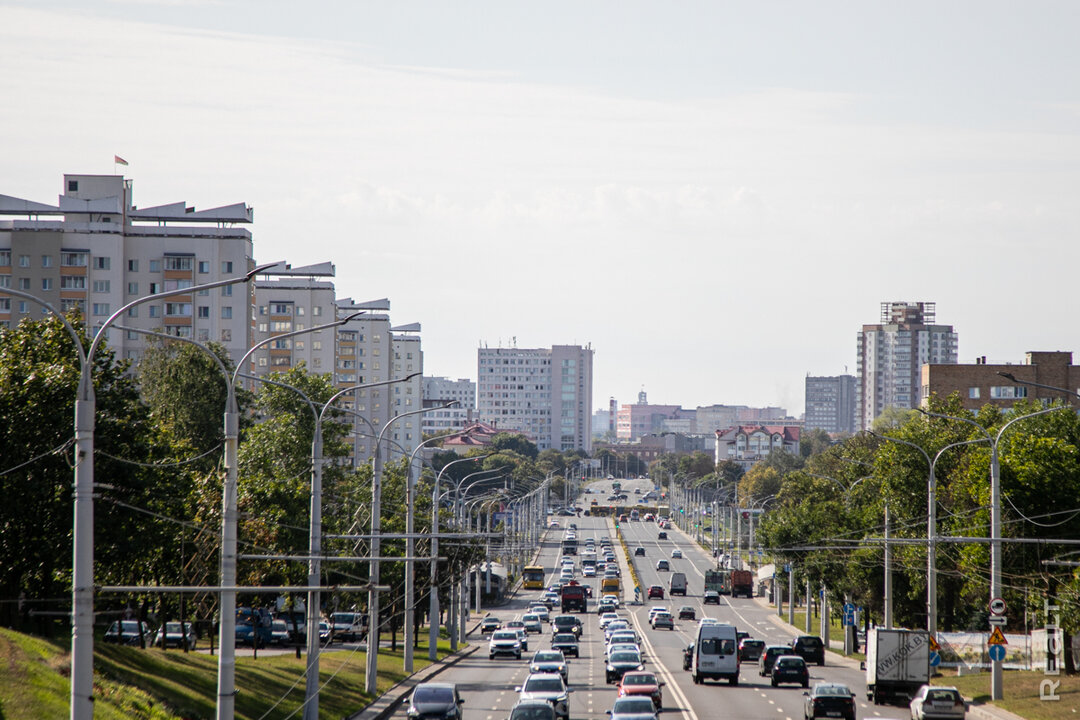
[490,629,523,659]
[607,642,641,660]
[909,686,967,720]
[670,549,682,559]
[330,611,364,642]
[792,635,826,666]
[759,645,792,676]
[604,620,630,640]
[607,696,659,720]
[407,682,464,720]
[269,619,291,646]
[650,612,674,630]
[682,643,694,670]
[598,612,620,629]
[606,649,645,683]
[530,607,551,624]
[543,592,561,608]
[602,593,620,608]
[583,566,597,577]
[481,617,502,634]
[514,628,530,651]
[634,547,646,557]
[552,632,580,658]
[804,683,857,720]
[647,605,669,621]
[739,638,766,662]
[618,670,665,709]
[516,673,570,720]
[771,655,810,688]
[530,650,570,684]
[657,531,667,540]
[552,615,583,637]
[152,621,198,650]
[522,614,544,634]
[597,601,618,616]
[509,700,557,720]
[677,606,696,620]
[703,590,720,605]
[318,620,332,643]
[549,521,561,528]
[647,585,665,600]
[655,560,669,572]
[235,608,273,647]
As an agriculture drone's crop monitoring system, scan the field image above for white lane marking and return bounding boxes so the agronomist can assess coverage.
[627,610,700,720]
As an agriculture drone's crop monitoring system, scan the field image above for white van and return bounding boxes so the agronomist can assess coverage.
[692,622,739,685]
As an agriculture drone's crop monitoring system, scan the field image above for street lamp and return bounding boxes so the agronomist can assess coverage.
[916,404,1063,701]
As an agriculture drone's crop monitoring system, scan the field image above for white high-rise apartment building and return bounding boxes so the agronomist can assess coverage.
[0,174,254,362]
[422,377,476,436]
[856,302,957,431]
[251,262,337,374]
[477,344,593,452]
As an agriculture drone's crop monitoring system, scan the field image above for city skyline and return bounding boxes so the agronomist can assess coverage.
[4,2,1080,416]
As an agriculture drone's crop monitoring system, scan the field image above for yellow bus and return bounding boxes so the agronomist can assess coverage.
[523,565,546,590]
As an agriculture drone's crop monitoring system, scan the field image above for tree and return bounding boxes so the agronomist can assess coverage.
[490,433,538,460]
[800,428,833,458]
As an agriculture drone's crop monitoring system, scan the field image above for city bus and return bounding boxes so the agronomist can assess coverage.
[523,565,546,590]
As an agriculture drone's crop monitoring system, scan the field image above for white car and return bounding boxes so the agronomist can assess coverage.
[602,594,620,609]
[910,686,966,720]
[516,673,571,720]
[598,612,620,630]
[606,642,640,659]
[489,629,523,659]
[647,606,669,622]
[671,549,683,559]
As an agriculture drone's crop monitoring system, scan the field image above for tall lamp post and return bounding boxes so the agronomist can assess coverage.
[917,404,1062,701]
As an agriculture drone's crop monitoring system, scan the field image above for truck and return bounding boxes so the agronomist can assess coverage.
[561,581,587,613]
[704,569,731,595]
[730,569,754,598]
[669,572,687,596]
[864,628,931,705]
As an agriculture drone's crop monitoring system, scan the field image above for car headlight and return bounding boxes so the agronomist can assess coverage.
[558,665,565,672]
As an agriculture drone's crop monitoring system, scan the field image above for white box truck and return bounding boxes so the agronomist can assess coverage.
[865,628,931,704]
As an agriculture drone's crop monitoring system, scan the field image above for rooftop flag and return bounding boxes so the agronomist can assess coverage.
[114,155,128,166]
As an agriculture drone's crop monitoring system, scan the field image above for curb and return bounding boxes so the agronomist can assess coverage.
[346,643,480,720]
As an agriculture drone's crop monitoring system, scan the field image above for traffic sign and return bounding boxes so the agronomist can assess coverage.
[988,626,1007,645]
[989,597,1007,615]
[929,635,940,652]
[988,644,1006,662]
[988,615,1007,626]
[929,651,941,667]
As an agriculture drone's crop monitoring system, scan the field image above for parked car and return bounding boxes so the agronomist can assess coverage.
[804,683,856,720]
[791,635,826,666]
[407,682,464,720]
[771,655,810,688]
[330,611,364,642]
[104,620,153,646]
[153,621,197,650]
[909,685,967,720]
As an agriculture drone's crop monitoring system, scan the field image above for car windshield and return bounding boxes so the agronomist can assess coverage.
[622,674,656,686]
[816,686,852,697]
[613,698,655,714]
[111,621,143,633]
[553,634,576,643]
[414,686,454,704]
[511,706,554,720]
[164,622,187,632]
[333,613,356,622]
[534,652,562,662]
[798,637,822,647]
[525,677,564,693]
[493,631,518,640]
[611,652,640,663]
[777,658,804,667]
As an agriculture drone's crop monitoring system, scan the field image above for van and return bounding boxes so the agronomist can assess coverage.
[601,577,620,594]
[669,572,687,596]
[692,622,739,685]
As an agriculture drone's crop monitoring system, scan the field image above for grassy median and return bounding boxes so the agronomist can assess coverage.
[0,627,454,719]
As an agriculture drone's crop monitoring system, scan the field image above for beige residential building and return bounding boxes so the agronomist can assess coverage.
[251,262,337,375]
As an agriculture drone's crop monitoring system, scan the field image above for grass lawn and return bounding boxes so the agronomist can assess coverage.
[932,670,1080,720]
[0,627,457,720]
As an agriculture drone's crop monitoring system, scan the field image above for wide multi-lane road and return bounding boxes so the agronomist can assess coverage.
[389,483,899,720]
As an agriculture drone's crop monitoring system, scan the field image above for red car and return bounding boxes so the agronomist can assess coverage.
[647,585,665,599]
[618,670,664,708]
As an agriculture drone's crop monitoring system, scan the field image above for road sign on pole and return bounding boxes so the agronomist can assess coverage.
[988,615,1007,626]
[989,597,1007,615]
[988,626,1007,645]
[988,644,1006,662]
[929,651,941,667]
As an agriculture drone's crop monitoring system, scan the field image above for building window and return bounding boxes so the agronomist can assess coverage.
[164,256,193,271]
[18,255,30,268]
[197,328,209,341]
[0,251,9,266]
[61,252,87,267]
[969,387,980,399]
[164,279,193,292]
[127,282,138,294]
[221,261,233,274]
[61,298,84,314]
[198,261,210,274]
[271,321,292,332]
[258,357,268,367]
[149,282,161,294]
[221,285,232,297]
[165,325,193,338]
[0,298,8,311]
[221,329,231,342]
[93,280,110,293]
[295,340,304,351]
[165,302,192,317]
[41,255,53,268]
[271,303,292,315]
[148,306,160,318]
[41,278,53,291]
[61,276,86,290]
[128,259,138,272]
[199,306,210,319]
[313,306,322,317]
[0,275,8,288]
[297,306,305,316]
[990,386,1027,400]
[18,278,30,290]
[127,306,138,318]
[149,260,161,273]
[221,307,233,320]
[92,303,110,316]
[93,257,110,270]
[68,180,78,192]
[313,341,322,351]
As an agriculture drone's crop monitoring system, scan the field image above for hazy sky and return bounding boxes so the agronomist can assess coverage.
[3,1,1079,416]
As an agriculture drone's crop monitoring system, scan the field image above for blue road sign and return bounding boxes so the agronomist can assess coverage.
[929,651,941,667]
[988,644,1006,662]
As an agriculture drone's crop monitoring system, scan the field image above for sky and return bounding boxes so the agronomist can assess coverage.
[3,1,1080,417]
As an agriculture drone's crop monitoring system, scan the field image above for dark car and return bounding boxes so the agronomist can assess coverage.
[552,615,583,637]
[657,532,667,540]
[104,620,153,646]
[552,632,579,658]
[771,655,809,688]
[759,645,792,676]
[509,700,557,720]
[407,682,464,720]
[791,635,826,666]
[606,650,645,683]
[703,591,720,605]
[739,638,765,662]
[804,683,856,720]
[647,585,664,600]
[634,547,646,557]
[677,606,696,620]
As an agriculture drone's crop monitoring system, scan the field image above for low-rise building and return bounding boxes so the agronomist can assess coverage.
[714,425,801,468]
[922,351,1080,411]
